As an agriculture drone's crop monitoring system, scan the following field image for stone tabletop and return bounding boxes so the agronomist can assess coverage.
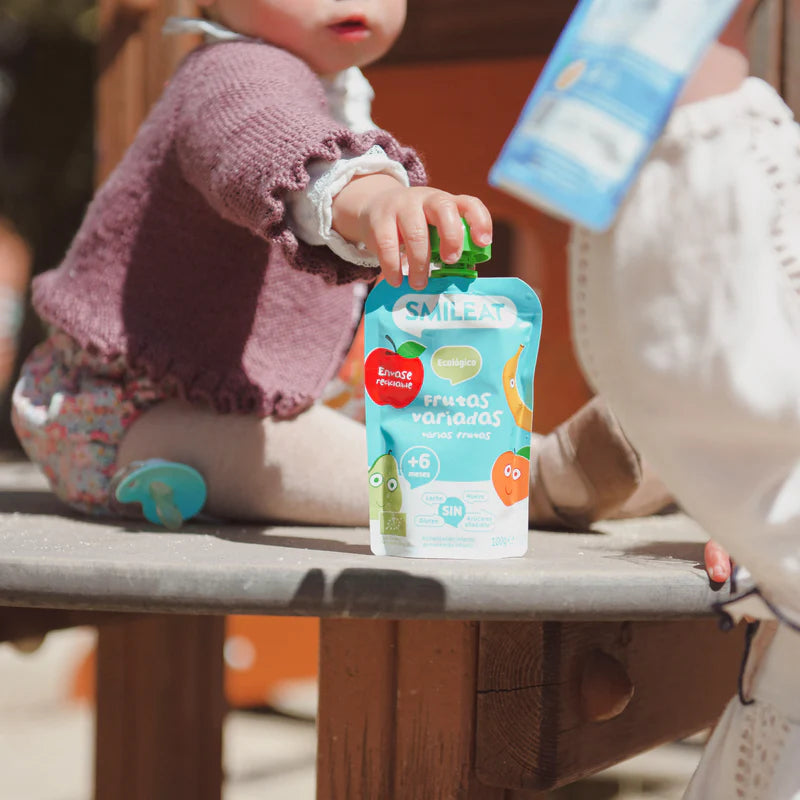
[0,462,732,620]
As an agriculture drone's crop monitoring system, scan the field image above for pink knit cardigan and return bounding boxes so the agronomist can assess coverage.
[33,41,426,416]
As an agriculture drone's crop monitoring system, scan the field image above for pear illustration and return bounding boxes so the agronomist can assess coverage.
[368,452,402,520]
[502,345,533,431]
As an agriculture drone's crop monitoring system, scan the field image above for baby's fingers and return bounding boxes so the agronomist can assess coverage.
[704,539,731,584]
[457,195,493,248]
[397,205,431,290]
[369,212,403,287]
[424,195,466,264]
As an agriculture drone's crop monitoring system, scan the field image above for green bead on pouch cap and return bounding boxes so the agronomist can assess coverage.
[429,217,491,279]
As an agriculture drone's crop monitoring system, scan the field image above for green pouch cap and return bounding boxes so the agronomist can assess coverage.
[429,217,491,279]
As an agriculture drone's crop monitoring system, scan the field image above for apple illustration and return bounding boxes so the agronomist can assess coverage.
[366,335,426,408]
[491,446,531,507]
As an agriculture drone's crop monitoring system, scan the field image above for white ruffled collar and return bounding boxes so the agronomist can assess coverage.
[163,16,250,43]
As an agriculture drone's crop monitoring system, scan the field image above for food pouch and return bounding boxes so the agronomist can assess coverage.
[489,0,740,231]
[364,223,542,559]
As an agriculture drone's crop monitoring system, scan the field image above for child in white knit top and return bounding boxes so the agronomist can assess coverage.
[568,1,800,795]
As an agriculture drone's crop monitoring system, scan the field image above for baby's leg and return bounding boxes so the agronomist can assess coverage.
[528,397,730,580]
[117,400,369,526]
[122,396,677,530]
[529,396,673,528]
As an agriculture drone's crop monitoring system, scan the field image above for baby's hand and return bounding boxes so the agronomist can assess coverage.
[332,174,492,290]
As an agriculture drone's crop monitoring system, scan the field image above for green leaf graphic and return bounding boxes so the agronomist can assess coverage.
[517,446,531,460]
[397,341,426,359]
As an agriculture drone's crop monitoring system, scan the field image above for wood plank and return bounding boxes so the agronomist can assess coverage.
[394,621,504,800]
[318,619,504,799]
[749,0,784,89]
[784,0,800,115]
[475,620,746,792]
[97,0,198,182]
[385,0,576,64]
[317,619,398,800]
[0,482,740,618]
[95,615,225,800]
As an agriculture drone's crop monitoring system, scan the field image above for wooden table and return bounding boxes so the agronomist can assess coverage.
[0,463,744,799]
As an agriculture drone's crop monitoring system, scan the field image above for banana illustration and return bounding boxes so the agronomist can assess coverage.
[502,344,533,431]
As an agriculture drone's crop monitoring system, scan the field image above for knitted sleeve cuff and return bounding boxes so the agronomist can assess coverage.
[285,145,409,268]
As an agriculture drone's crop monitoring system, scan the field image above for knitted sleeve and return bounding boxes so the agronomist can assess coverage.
[171,42,427,282]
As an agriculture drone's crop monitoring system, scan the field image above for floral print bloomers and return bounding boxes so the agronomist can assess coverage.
[11,332,175,514]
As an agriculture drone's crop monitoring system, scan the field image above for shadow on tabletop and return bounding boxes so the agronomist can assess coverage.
[289,567,447,615]
[0,489,72,517]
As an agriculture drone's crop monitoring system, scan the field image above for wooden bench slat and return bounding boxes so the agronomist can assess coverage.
[0,464,732,620]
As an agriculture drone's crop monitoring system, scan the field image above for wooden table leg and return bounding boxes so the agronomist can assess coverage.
[318,618,505,800]
[94,614,226,800]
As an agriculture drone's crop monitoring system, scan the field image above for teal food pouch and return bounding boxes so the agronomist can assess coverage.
[364,223,542,559]
[489,0,740,231]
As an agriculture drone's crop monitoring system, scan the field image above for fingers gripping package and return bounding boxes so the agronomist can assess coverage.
[489,0,740,231]
[364,223,542,559]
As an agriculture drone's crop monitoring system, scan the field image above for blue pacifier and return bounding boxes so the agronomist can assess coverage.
[112,459,207,530]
